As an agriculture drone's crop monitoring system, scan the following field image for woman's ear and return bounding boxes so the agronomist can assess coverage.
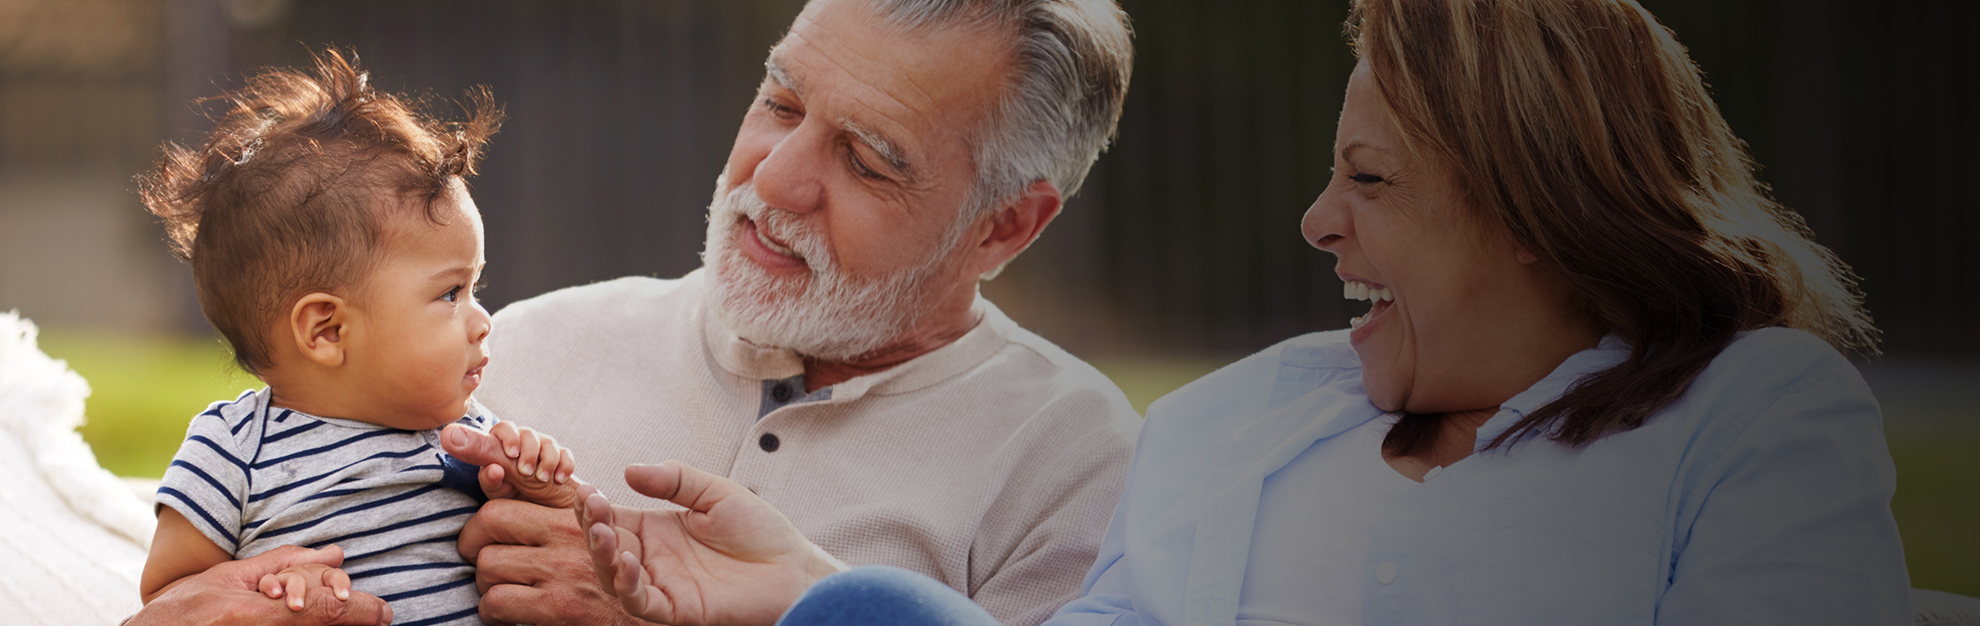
[290,293,349,368]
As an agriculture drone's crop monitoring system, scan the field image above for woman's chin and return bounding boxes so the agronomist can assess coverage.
[1361,378,1407,412]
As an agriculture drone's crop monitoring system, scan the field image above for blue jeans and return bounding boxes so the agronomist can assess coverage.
[776,566,1002,626]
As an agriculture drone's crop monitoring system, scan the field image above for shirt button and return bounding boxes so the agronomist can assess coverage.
[759,433,781,452]
[771,384,794,402]
[1375,562,1398,584]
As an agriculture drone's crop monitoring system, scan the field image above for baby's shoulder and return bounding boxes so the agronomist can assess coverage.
[182,388,268,449]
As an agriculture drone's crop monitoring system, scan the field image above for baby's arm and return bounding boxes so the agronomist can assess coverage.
[140,506,235,603]
[143,507,355,612]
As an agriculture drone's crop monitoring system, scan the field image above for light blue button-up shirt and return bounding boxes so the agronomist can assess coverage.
[1052,327,1910,625]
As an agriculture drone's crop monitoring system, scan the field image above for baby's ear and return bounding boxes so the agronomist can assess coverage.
[290,293,348,367]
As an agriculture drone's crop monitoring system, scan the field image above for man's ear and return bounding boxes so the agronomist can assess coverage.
[289,293,349,368]
[966,180,1063,279]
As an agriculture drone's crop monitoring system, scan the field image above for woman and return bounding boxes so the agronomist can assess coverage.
[573,0,1911,624]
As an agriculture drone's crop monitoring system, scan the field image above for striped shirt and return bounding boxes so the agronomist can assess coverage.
[156,388,490,626]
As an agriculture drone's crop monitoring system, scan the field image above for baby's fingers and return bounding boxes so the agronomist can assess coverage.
[282,572,310,611]
[532,437,568,483]
[489,421,522,459]
[322,566,352,601]
[258,573,284,600]
[555,447,576,484]
[518,429,543,478]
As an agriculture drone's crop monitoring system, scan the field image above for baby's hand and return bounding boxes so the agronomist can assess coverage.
[482,421,581,508]
[257,561,351,612]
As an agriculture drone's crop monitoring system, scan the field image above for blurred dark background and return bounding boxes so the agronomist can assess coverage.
[1,0,1974,592]
[4,0,1976,356]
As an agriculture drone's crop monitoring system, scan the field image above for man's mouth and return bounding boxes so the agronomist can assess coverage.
[744,217,805,262]
[1343,280,1394,329]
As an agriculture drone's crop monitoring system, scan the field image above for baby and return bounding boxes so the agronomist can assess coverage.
[134,50,575,625]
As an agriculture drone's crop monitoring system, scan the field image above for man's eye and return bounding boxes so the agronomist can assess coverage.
[762,98,799,119]
[848,151,886,181]
[441,285,462,303]
[1348,172,1385,184]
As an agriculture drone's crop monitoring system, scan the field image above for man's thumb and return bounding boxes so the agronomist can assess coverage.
[441,423,506,467]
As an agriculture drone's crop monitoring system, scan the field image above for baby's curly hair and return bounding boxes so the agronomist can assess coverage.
[139,49,503,376]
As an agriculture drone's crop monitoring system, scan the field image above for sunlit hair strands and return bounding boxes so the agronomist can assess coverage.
[138,49,503,375]
[1347,0,1878,451]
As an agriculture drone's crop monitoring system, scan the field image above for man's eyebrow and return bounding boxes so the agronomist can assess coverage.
[765,56,801,95]
[840,117,914,178]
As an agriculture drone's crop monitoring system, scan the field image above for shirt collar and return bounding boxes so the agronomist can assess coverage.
[1474,334,1633,448]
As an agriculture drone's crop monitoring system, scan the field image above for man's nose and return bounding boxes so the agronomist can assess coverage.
[751,127,826,214]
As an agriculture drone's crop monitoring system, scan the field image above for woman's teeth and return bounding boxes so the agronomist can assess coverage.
[1342,280,1393,302]
[1344,280,1392,329]
[754,223,799,257]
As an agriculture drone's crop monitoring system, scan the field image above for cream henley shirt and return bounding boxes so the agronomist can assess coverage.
[474,270,1143,626]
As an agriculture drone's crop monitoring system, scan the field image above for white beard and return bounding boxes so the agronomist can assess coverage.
[700,183,960,362]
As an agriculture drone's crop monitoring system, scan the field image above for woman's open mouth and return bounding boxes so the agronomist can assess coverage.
[1344,280,1394,342]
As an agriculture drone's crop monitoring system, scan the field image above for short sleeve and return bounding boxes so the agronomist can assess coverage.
[155,405,254,555]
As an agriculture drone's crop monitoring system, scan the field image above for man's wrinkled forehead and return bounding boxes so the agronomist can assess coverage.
[764,54,916,178]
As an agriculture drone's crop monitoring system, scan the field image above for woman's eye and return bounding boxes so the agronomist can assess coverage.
[1348,172,1385,184]
[441,285,462,303]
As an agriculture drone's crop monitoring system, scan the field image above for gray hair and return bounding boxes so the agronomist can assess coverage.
[866,0,1134,277]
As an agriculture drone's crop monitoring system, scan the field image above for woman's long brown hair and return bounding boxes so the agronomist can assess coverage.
[1350,0,1878,451]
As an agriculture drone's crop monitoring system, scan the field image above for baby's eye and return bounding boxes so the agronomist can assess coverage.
[441,285,463,303]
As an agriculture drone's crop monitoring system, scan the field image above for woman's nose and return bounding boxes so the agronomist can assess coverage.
[1302,184,1351,253]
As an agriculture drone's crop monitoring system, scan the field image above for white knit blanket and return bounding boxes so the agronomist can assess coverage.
[0,311,154,624]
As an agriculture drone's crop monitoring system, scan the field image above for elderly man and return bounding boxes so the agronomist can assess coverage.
[117,0,1134,624]
[448,0,1141,625]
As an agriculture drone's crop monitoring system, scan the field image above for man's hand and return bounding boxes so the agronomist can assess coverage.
[578,461,849,626]
[458,497,645,625]
[130,545,392,626]
[443,423,581,508]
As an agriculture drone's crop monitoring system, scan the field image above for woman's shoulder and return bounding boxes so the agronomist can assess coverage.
[1692,327,1870,404]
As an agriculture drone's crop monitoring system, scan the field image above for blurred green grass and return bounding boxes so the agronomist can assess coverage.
[37,329,1978,596]
[38,328,258,478]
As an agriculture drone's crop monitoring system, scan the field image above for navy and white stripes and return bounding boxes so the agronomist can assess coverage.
[156,388,490,626]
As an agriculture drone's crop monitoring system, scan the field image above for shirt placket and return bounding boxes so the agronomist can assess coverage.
[732,375,832,496]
